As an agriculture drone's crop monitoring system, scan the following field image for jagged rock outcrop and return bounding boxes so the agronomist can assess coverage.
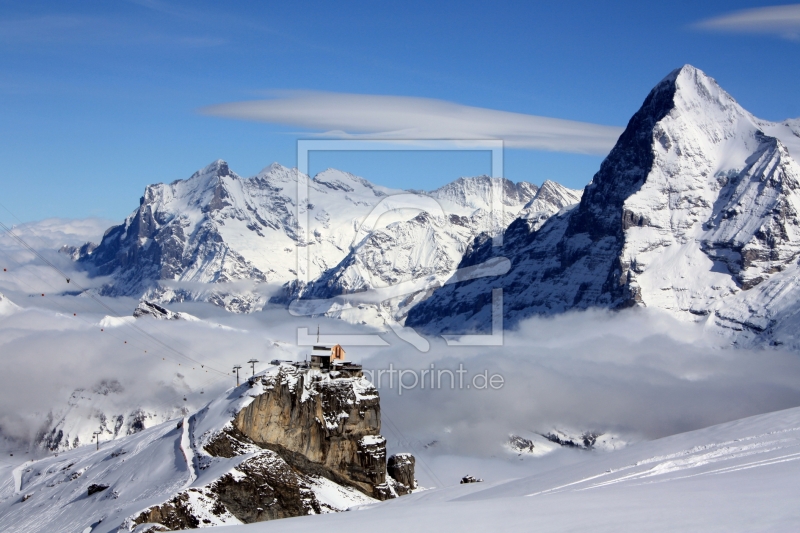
[543,431,602,450]
[507,435,536,454]
[133,300,188,320]
[387,453,417,495]
[127,364,416,531]
[225,365,390,499]
[406,65,800,348]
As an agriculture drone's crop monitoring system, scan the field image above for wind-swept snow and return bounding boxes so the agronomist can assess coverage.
[196,405,800,533]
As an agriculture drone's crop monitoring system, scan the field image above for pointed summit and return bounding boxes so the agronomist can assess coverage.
[193,159,232,179]
[408,65,800,350]
[0,292,20,317]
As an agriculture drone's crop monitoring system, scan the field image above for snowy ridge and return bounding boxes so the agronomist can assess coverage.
[518,180,583,231]
[407,65,800,349]
[133,300,200,321]
[80,163,537,318]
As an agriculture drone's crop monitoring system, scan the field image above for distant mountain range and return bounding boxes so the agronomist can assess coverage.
[69,64,800,350]
[72,159,575,323]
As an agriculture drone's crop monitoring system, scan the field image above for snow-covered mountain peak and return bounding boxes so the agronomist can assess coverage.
[0,292,20,317]
[523,180,581,211]
[429,176,537,213]
[80,158,540,316]
[408,65,800,349]
[313,167,396,197]
[171,158,237,189]
[253,161,301,185]
[518,180,583,230]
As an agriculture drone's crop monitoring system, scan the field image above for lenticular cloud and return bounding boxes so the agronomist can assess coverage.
[200,91,624,155]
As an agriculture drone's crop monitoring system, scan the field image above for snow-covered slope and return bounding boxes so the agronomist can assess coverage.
[0,293,20,318]
[286,177,539,325]
[186,405,800,533]
[81,163,537,317]
[37,379,190,453]
[517,180,583,231]
[407,65,800,349]
[0,364,393,532]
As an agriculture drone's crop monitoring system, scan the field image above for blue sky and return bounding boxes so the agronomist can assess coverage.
[1,0,799,222]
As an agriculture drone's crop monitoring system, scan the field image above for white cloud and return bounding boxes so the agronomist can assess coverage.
[371,308,800,457]
[200,91,624,155]
[694,4,800,40]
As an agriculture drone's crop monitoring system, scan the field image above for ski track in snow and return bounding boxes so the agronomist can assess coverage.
[527,434,800,496]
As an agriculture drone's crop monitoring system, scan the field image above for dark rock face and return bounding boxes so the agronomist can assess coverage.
[231,367,388,499]
[387,453,417,495]
[87,483,109,496]
[406,74,677,333]
[460,475,483,484]
[133,300,183,320]
[133,492,210,530]
[209,449,323,522]
[543,432,602,450]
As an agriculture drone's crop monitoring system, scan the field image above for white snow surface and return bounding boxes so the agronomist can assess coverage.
[0,364,376,532]
[186,405,800,533]
[0,293,20,317]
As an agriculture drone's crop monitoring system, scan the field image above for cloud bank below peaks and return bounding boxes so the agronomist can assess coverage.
[200,91,624,155]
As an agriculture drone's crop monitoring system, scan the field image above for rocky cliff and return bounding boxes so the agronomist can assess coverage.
[222,365,392,499]
[129,364,414,530]
[406,65,800,349]
[0,364,415,532]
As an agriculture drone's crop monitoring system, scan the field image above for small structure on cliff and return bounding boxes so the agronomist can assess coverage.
[309,344,345,370]
[307,344,363,377]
